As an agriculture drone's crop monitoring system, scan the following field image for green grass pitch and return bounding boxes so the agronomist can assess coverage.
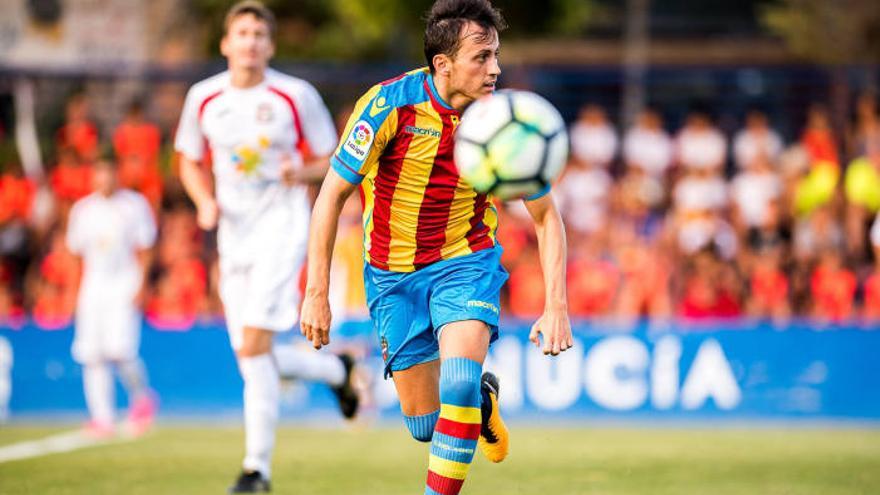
[1,425,878,494]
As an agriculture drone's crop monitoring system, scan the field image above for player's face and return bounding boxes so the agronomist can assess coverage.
[92,165,116,196]
[449,22,501,103]
[221,13,274,72]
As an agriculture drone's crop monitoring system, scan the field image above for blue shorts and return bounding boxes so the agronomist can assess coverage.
[364,246,509,378]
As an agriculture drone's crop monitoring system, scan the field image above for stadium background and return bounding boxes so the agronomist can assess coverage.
[0,1,879,493]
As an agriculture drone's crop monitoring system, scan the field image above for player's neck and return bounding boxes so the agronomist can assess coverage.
[228,66,266,89]
[431,74,469,112]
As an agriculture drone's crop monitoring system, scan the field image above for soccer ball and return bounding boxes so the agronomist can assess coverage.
[454,90,568,200]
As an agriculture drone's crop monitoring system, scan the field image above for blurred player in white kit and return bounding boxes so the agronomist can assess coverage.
[174,1,359,492]
[66,160,157,438]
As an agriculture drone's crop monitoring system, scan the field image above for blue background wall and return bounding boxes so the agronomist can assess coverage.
[1,320,879,422]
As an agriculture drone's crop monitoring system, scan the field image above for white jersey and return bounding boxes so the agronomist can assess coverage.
[570,121,618,167]
[733,128,783,170]
[174,68,337,264]
[66,189,156,308]
[623,126,673,177]
[676,127,727,170]
[871,212,880,248]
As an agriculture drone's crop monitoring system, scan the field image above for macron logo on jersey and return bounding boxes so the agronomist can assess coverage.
[369,96,390,118]
[344,120,374,161]
[404,125,441,138]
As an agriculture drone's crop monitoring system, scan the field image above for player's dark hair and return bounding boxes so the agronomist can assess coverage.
[424,0,507,74]
[224,0,276,38]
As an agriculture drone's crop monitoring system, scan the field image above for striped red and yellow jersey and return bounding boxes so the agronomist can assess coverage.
[332,68,499,272]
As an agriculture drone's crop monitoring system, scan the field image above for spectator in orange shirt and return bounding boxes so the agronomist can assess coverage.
[495,203,531,271]
[0,263,24,325]
[146,207,207,329]
[32,230,79,328]
[50,148,94,220]
[56,93,99,164]
[507,245,544,319]
[113,100,163,209]
[801,104,839,166]
[146,258,207,330]
[0,171,35,224]
[32,281,74,330]
[566,239,619,318]
[614,243,672,321]
[810,248,857,322]
[678,248,742,320]
[863,214,880,320]
[745,245,791,321]
[40,230,80,291]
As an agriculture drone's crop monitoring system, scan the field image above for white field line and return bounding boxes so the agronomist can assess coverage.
[0,428,128,464]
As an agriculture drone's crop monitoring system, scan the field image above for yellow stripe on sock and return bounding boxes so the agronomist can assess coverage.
[428,454,471,480]
[439,404,481,424]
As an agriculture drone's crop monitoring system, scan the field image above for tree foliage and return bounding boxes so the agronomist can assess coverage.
[761,0,880,64]
[191,0,597,61]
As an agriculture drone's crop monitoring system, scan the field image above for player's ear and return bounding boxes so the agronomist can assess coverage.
[433,54,452,77]
[220,35,230,58]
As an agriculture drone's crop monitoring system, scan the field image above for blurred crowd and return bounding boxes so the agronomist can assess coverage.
[507,95,880,324]
[1,90,880,329]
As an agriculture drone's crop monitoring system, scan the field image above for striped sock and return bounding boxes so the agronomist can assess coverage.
[425,357,482,495]
[405,409,440,442]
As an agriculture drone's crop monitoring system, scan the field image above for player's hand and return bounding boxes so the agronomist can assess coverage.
[528,307,573,356]
[280,153,303,187]
[300,291,332,350]
[196,198,219,230]
[132,287,146,310]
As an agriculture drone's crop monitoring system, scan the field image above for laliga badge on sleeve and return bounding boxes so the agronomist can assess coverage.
[343,120,374,162]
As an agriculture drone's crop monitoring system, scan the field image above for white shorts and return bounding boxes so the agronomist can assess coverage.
[72,303,141,364]
[219,242,307,350]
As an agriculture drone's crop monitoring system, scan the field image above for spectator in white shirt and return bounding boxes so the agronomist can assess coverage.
[733,109,783,171]
[623,108,673,179]
[676,110,727,172]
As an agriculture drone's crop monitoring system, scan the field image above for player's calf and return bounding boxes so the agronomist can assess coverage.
[425,358,483,495]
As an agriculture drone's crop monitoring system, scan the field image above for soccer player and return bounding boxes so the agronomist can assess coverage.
[174,1,359,492]
[67,160,157,438]
[300,1,572,494]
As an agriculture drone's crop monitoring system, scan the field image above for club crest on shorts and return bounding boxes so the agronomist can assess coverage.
[381,336,389,363]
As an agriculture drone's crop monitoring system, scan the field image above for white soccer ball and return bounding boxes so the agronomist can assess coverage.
[454,89,568,200]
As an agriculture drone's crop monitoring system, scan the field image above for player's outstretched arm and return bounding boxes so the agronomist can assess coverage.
[523,192,573,356]
[300,168,358,350]
[279,153,332,186]
[179,155,219,230]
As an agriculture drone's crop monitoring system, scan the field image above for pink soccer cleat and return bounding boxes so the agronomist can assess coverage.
[82,420,115,440]
[127,391,158,437]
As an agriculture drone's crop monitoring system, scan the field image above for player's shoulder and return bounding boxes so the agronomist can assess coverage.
[265,67,321,99]
[69,193,96,214]
[364,67,431,109]
[115,188,150,207]
[69,192,103,220]
[185,71,230,99]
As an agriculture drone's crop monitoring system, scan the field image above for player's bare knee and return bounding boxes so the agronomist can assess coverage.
[237,340,271,358]
[238,328,273,357]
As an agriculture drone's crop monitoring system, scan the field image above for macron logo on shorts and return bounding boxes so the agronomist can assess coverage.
[467,300,499,314]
